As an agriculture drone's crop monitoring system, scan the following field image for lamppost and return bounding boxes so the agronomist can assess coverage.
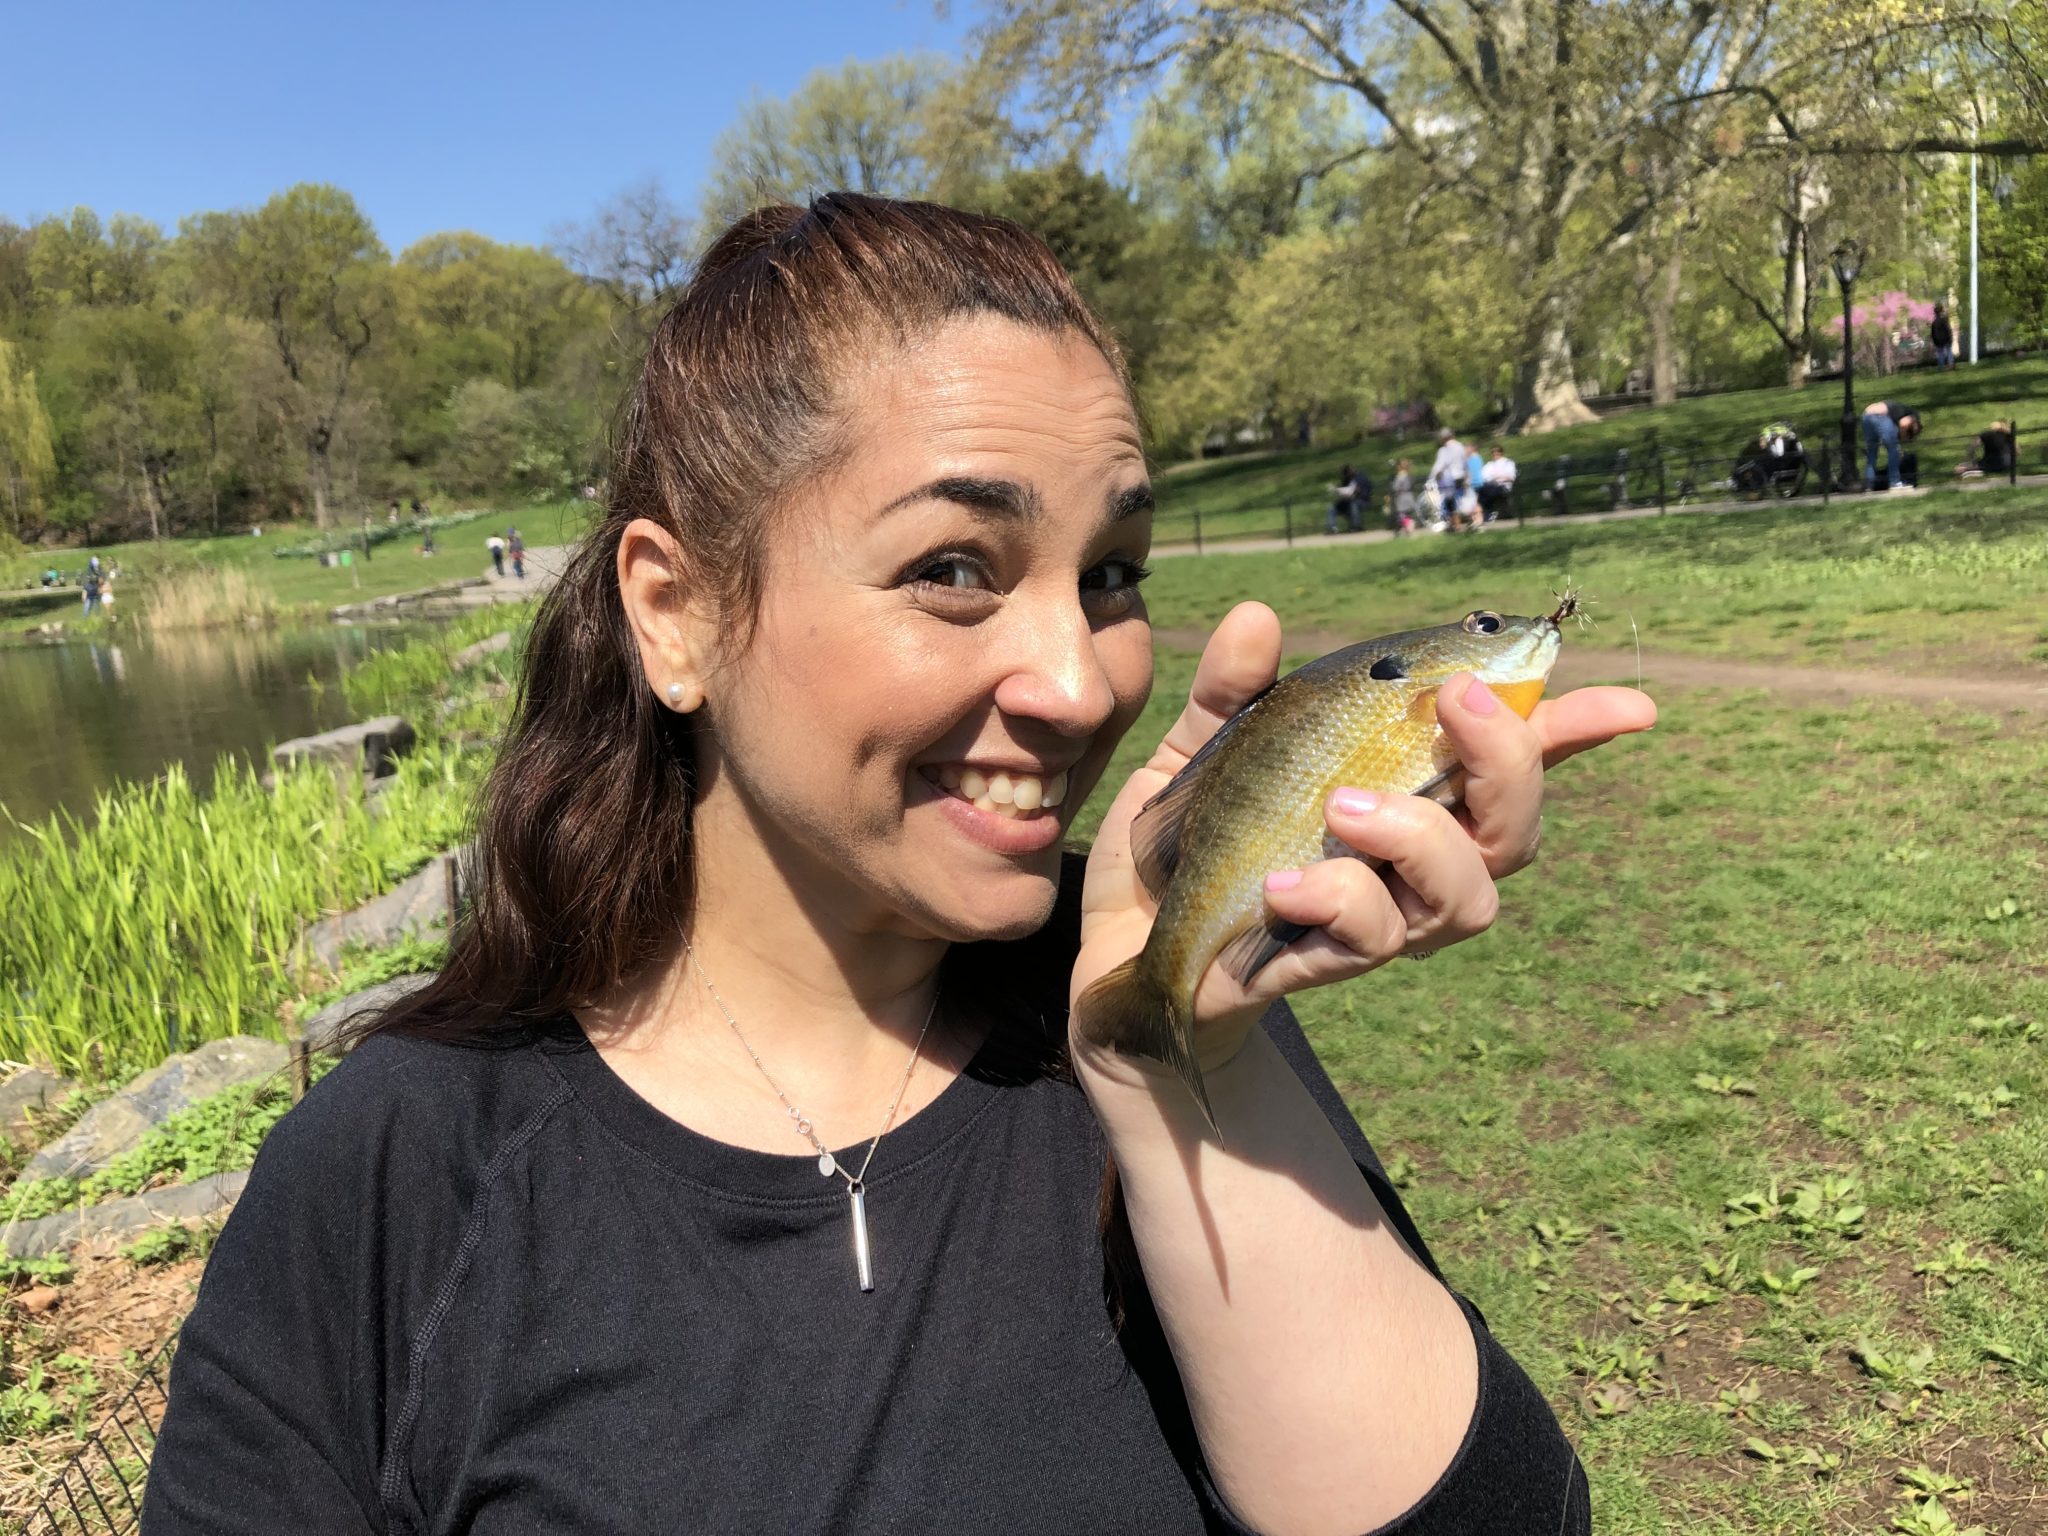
[1831,240,1862,489]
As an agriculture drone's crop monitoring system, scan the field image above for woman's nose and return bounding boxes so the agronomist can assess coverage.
[990,596,1119,737]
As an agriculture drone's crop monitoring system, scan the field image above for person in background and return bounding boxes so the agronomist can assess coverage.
[1930,305,1955,371]
[1389,457,1418,535]
[1956,420,2015,478]
[1427,429,1467,516]
[1479,446,1518,522]
[486,532,507,577]
[1861,400,1923,492]
[389,500,402,525]
[508,526,526,579]
[81,556,103,619]
[1327,465,1360,535]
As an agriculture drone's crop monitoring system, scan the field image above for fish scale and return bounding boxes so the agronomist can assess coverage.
[1079,602,1573,1131]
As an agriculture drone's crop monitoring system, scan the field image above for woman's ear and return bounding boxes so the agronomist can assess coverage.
[617,518,714,713]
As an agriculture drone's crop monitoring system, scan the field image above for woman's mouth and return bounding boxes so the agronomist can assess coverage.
[918,764,1069,820]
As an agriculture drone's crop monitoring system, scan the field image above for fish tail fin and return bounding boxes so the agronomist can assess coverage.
[1076,957,1218,1136]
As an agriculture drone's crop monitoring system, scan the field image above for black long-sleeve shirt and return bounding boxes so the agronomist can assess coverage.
[144,1007,1590,1534]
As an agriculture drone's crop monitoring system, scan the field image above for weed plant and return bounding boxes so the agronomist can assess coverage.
[0,744,476,1081]
[3,1063,331,1222]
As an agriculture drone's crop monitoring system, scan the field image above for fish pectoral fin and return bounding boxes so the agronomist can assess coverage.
[1131,691,1263,899]
[1410,765,1466,812]
[1216,915,1313,989]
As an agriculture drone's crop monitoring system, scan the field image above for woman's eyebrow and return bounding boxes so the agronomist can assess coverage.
[879,476,1043,521]
[1108,483,1154,522]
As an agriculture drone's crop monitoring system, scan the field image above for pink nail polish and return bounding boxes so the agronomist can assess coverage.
[1462,676,1499,715]
[1331,787,1379,817]
[1265,868,1304,892]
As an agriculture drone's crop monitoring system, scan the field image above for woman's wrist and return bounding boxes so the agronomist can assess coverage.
[1068,1011,1264,1117]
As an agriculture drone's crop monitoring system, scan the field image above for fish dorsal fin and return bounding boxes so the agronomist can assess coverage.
[1130,682,1271,899]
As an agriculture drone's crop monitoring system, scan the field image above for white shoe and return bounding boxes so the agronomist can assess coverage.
[1888,483,1917,494]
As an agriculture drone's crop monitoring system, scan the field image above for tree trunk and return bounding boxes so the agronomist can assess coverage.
[1781,162,1827,386]
[308,423,333,529]
[1651,241,1682,405]
[1514,306,1596,432]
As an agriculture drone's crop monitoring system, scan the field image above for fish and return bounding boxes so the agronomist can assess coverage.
[1078,596,1578,1130]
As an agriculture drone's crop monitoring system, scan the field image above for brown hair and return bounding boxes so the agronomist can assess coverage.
[358,193,1127,1052]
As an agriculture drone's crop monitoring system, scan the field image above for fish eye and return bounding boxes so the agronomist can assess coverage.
[1462,610,1505,635]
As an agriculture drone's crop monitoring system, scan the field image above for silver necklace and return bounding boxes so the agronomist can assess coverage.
[685,943,939,1293]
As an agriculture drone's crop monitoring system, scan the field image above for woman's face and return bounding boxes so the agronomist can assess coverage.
[692,313,1154,942]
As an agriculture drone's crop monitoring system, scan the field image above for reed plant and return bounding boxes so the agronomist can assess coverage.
[140,565,281,632]
[0,742,477,1082]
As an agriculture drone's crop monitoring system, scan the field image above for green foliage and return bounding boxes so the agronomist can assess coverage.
[3,1056,339,1223]
[0,1253,73,1287]
[0,741,476,1081]
[121,1222,211,1267]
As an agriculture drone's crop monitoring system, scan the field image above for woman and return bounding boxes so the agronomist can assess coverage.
[1389,456,1418,534]
[145,195,1652,1535]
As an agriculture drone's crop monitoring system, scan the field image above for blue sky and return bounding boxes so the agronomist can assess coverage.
[3,0,976,254]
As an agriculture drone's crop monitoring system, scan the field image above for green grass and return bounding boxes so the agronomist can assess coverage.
[0,499,590,639]
[1140,487,2048,676]
[1156,354,2048,544]
[1066,635,2048,1530]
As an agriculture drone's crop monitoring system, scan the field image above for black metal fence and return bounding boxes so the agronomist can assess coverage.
[1157,422,2028,549]
[15,1336,177,1536]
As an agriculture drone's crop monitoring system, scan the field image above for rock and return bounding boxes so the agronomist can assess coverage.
[0,1171,249,1259]
[22,1037,289,1182]
[0,1068,76,1137]
[272,715,416,779]
[451,630,512,670]
[300,972,435,1053]
[299,851,459,969]
[15,1286,61,1313]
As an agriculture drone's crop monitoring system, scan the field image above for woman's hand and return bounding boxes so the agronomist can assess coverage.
[1072,602,1657,1079]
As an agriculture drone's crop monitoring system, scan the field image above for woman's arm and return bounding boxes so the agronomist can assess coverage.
[1079,1031,1478,1534]
[1074,605,1651,1534]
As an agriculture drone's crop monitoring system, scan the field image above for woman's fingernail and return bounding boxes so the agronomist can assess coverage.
[1265,868,1304,892]
[1331,787,1379,817]
[1462,676,1499,715]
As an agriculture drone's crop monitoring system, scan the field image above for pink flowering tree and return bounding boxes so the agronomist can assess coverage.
[1830,291,1936,376]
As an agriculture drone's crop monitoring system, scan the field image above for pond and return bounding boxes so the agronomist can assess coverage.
[0,624,425,844]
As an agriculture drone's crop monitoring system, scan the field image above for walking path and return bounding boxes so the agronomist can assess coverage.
[327,544,572,621]
[1151,472,2048,560]
[1150,627,2048,715]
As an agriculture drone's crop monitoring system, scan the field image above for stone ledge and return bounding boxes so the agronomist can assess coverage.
[1,1170,249,1258]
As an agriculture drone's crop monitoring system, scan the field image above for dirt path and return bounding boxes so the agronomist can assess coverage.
[1150,627,2048,714]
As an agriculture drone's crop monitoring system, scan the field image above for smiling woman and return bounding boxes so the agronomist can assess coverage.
[142,194,1644,1535]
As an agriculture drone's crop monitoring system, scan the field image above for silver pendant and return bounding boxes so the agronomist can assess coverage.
[817,1150,837,1178]
[848,1181,874,1292]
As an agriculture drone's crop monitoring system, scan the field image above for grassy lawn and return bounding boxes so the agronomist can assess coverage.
[1159,355,2048,544]
[0,500,591,639]
[1140,487,2048,677]
[1067,540,2048,1529]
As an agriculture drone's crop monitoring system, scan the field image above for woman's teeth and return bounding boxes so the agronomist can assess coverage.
[933,765,1068,819]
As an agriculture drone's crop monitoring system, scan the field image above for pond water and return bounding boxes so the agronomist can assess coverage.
[0,624,424,844]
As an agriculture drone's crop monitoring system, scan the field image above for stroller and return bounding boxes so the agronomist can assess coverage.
[1730,423,1809,501]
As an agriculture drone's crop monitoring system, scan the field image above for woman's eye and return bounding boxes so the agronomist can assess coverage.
[908,555,993,591]
[1082,558,1152,609]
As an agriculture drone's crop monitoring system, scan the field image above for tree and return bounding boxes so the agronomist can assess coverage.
[974,159,1169,378]
[0,338,56,537]
[181,185,388,528]
[700,55,1012,228]
[553,179,696,354]
[978,0,2038,431]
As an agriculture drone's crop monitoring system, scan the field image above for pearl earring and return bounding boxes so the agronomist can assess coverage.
[666,682,685,706]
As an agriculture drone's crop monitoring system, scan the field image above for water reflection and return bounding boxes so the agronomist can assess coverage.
[0,624,422,841]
